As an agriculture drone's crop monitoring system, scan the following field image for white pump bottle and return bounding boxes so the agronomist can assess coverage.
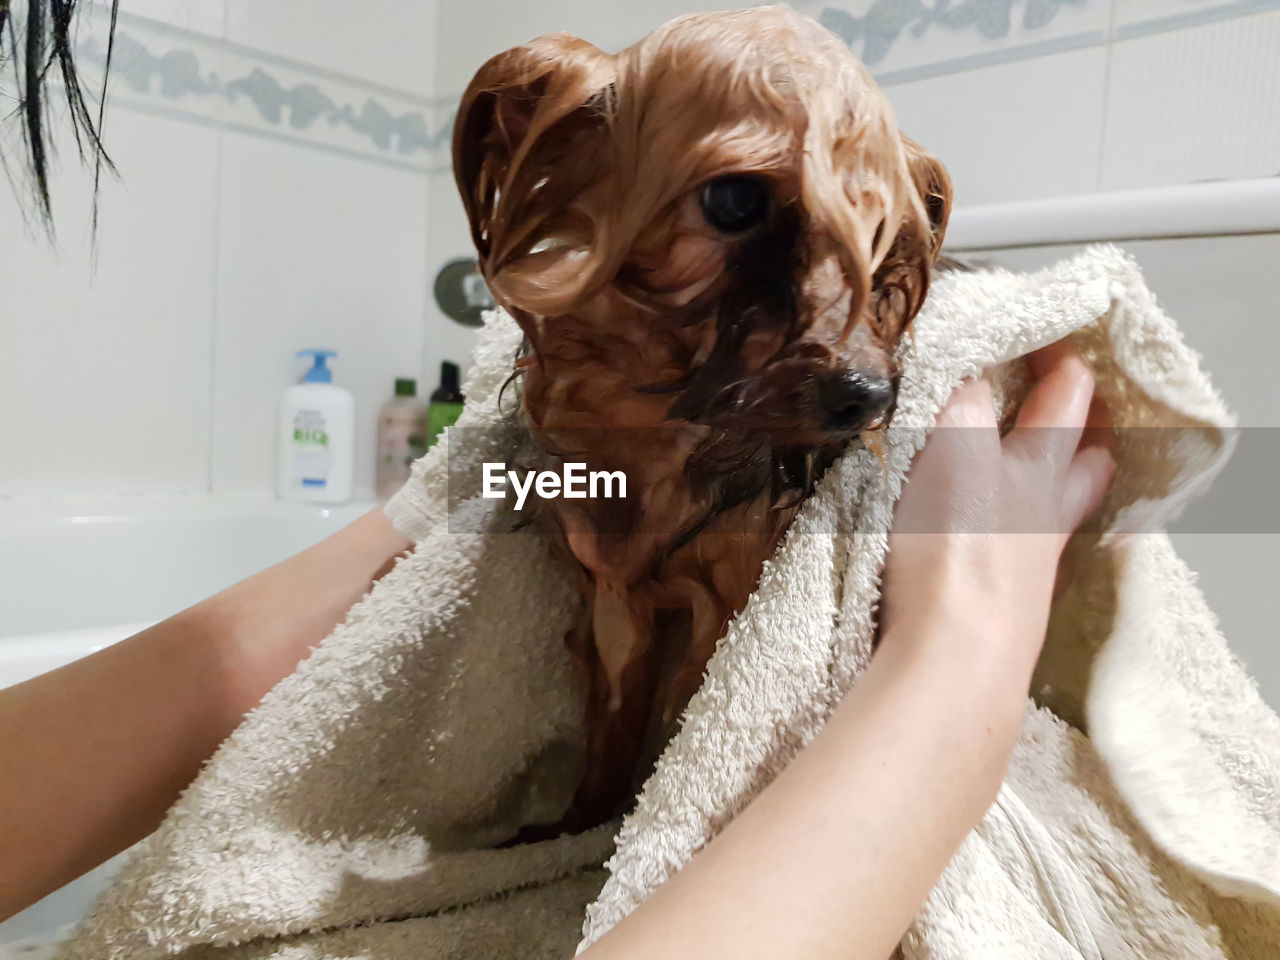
[277,349,355,503]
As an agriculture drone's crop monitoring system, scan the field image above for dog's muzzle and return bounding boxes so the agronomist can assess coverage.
[817,370,895,433]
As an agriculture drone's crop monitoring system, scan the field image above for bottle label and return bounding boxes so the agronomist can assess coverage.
[292,408,330,487]
[376,409,426,498]
[377,412,426,463]
[426,402,465,448]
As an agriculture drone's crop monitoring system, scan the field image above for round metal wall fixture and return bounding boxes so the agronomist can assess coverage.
[434,258,494,328]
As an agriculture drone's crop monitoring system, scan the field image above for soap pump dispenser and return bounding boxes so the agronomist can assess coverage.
[277,349,355,503]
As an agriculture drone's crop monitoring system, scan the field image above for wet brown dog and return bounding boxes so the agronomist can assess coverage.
[453,6,952,828]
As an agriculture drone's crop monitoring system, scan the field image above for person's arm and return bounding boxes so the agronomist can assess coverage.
[0,507,411,919]
[582,342,1114,959]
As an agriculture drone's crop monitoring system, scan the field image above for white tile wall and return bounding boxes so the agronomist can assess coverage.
[885,46,1110,205]
[0,109,221,497]
[1100,9,1280,189]
[114,0,227,36]
[223,0,438,96]
[1,0,437,501]
[212,132,430,499]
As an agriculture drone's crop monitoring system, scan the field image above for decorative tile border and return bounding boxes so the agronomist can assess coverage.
[871,27,1105,85]
[817,0,1092,67]
[813,0,1280,84]
[78,8,456,173]
[74,1,1280,175]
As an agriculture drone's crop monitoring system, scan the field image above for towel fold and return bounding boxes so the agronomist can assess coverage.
[59,246,1280,960]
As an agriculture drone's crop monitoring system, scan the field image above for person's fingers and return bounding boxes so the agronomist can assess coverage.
[895,377,1001,536]
[1024,337,1078,380]
[1059,445,1117,539]
[1079,391,1114,456]
[1016,341,1095,431]
[1005,342,1095,468]
[933,375,997,430]
[918,377,1000,476]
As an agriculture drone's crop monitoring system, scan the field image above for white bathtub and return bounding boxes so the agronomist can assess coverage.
[0,496,375,952]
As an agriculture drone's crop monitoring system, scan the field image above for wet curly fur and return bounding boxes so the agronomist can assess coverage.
[454,6,952,828]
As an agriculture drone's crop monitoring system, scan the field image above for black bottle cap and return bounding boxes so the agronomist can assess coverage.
[440,361,461,396]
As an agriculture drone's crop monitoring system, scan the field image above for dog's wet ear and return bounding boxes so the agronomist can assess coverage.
[901,134,952,259]
[453,35,616,318]
[863,135,953,342]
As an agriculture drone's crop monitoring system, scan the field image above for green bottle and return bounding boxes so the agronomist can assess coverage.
[426,361,465,447]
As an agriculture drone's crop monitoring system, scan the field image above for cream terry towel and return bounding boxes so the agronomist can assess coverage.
[57,247,1280,960]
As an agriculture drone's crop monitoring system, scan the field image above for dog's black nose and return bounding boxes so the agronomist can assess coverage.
[817,371,895,432]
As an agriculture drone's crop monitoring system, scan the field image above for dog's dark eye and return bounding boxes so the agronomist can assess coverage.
[700,176,769,234]
[925,193,946,230]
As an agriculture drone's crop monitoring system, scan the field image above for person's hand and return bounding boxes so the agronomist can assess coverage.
[580,344,1115,960]
[880,340,1115,677]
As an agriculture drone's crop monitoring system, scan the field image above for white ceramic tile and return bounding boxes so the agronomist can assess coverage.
[223,0,439,98]
[105,0,227,38]
[0,109,220,497]
[1100,10,1280,190]
[211,132,430,500]
[885,46,1108,205]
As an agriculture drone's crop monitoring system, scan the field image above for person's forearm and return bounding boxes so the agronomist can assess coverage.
[0,508,410,919]
[583,607,1033,960]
